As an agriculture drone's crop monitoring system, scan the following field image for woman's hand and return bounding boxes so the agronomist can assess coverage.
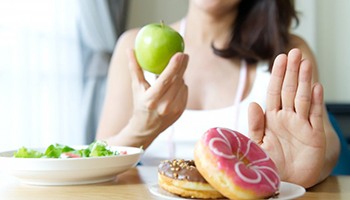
[127,49,189,147]
[248,48,327,188]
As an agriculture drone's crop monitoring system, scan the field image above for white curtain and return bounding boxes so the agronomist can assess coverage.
[78,0,128,143]
[0,0,84,151]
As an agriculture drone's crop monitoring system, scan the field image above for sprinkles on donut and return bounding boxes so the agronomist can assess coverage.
[157,159,224,199]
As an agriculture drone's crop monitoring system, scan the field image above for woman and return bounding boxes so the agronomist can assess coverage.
[96,0,340,188]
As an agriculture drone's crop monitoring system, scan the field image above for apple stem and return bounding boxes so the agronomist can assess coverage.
[160,20,164,28]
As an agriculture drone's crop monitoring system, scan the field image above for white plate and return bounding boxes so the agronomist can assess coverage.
[148,181,305,200]
[0,146,143,186]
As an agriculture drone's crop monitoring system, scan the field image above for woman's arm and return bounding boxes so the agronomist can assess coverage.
[96,30,136,145]
[96,29,189,149]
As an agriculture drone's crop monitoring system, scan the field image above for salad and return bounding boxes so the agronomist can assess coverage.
[13,141,127,158]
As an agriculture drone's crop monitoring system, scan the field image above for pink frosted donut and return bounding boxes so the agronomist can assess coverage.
[194,127,280,199]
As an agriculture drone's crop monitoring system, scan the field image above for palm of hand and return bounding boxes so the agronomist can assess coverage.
[128,50,189,135]
[262,109,326,187]
[249,49,326,187]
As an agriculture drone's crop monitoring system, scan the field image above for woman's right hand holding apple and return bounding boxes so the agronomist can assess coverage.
[126,49,189,148]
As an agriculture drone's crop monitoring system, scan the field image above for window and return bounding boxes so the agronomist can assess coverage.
[0,0,83,150]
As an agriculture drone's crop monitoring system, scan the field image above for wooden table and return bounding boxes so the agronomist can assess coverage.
[0,166,349,200]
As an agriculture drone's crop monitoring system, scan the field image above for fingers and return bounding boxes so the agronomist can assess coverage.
[158,79,188,116]
[147,53,189,101]
[153,53,189,88]
[266,54,286,111]
[281,49,302,111]
[295,59,312,119]
[248,102,265,145]
[309,83,324,131]
[127,49,149,90]
[155,53,189,115]
[267,48,314,120]
[129,49,189,112]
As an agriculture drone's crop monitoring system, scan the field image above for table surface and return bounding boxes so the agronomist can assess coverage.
[0,166,349,200]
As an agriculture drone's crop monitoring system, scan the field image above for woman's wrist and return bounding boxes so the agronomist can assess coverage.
[102,115,161,149]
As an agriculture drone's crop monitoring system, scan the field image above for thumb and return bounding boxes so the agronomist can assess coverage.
[248,102,265,145]
[127,48,150,90]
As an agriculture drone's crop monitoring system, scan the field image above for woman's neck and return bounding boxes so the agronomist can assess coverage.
[184,3,238,47]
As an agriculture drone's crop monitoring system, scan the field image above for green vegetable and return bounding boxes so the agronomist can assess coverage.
[44,144,76,158]
[13,147,44,158]
[13,141,122,159]
[75,148,91,158]
[89,141,115,157]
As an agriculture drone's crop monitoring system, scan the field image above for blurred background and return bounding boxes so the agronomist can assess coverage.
[0,0,349,151]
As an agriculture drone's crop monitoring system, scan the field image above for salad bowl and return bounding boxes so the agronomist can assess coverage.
[0,145,143,186]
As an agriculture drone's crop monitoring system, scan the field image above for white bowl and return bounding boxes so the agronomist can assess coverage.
[0,146,143,185]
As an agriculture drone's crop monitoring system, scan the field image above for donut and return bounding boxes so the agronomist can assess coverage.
[157,159,224,199]
[194,127,280,199]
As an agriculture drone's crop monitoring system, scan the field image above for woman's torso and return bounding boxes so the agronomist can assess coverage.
[141,61,270,165]
[139,19,271,165]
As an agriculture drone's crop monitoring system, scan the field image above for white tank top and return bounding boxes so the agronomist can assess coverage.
[140,19,271,165]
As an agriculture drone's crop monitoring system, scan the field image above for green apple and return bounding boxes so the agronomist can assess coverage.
[134,21,185,75]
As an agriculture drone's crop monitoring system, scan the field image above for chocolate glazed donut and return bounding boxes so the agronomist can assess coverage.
[157,159,224,199]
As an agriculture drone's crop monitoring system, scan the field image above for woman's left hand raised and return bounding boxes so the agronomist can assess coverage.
[248,48,326,188]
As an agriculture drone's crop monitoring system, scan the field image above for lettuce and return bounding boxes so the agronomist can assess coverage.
[44,144,76,158]
[12,141,121,158]
[13,147,44,158]
[89,141,115,157]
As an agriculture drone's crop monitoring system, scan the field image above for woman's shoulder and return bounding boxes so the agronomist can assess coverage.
[287,33,319,79]
[288,34,317,62]
[114,28,140,50]
[288,34,314,56]
[289,34,307,47]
